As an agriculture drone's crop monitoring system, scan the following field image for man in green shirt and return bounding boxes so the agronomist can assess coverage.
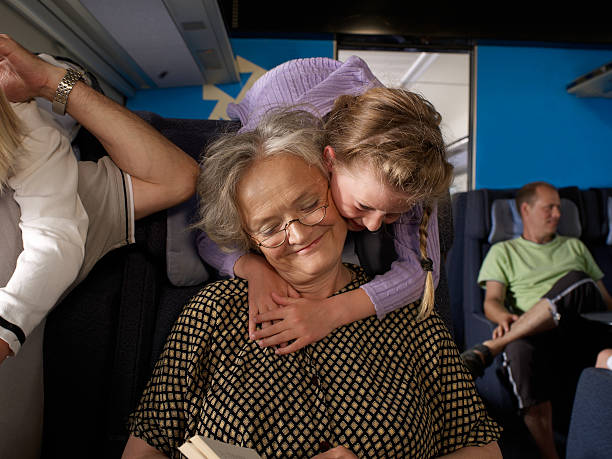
[461,181,612,459]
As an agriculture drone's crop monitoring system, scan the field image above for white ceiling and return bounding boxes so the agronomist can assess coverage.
[337,49,470,146]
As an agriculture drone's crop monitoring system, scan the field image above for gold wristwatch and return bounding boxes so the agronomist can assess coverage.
[52,67,85,115]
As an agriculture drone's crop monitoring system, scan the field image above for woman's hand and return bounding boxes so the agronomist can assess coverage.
[311,446,358,458]
[235,253,300,339]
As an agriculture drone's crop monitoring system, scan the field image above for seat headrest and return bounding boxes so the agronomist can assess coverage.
[166,194,210,287]
[489,198,582,244]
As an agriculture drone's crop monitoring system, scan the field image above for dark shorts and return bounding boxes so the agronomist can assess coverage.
[503,271,611,411]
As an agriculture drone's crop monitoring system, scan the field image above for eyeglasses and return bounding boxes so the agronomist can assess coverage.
[249,200,329,248]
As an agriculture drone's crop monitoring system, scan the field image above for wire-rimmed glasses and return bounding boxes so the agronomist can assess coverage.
[249,202,329,248]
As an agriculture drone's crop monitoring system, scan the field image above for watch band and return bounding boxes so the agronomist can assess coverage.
[52,67,85,116]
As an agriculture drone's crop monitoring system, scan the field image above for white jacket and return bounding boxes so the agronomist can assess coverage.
[0,101,88,354]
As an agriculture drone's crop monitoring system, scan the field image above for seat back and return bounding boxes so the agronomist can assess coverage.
[583,188,612,293]
[446,191,467,350]
[566,367,612,458]
[42,114,238,458]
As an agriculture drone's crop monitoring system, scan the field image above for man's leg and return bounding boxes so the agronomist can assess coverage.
[523,401,559,459]
[461,296,558,374]
[481,296,557,356]
[503,333,559,459]
[463,271,605,373]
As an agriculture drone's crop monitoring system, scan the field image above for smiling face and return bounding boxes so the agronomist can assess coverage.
[521,185,561,243]
[324,148,412,232]
[237,154,347,287]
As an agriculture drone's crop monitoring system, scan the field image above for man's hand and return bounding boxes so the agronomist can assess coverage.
[311,446,358,458]
[0,338,14,365]
[0,34,60,102]
[492,312,519,339]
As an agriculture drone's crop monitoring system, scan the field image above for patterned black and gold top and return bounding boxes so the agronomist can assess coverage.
[128,265,500,458]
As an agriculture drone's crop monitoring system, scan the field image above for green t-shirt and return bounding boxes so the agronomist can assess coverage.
[478,235,603,313]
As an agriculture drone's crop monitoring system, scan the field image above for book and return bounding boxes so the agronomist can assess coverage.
[178,435,261,459]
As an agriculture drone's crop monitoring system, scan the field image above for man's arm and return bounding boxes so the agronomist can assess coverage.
[0,34,199,219]
[483,280,508,322]
[483,280,518,338]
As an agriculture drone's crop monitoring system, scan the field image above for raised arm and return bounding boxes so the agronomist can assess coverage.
[0,34,199,219]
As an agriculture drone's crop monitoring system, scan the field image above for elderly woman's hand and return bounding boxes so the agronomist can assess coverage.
[311,446,358,458]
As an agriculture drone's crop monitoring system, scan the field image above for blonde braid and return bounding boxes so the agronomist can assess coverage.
[417,205,435,320]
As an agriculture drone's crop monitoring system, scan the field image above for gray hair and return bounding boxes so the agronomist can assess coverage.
[0,89,21,191]
[195,108,326,252]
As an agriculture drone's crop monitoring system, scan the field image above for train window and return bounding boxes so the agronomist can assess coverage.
[337,49,471,194]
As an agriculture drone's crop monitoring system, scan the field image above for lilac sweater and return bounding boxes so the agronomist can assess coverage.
[197,55,440,318]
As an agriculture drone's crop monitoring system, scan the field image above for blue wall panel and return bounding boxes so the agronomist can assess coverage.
[126,38,334,119]
[475,45,612,189]
[230,38,334,71]
[126,86,218,119]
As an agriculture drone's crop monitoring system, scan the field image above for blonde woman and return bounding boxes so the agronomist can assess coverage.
[197,56,453,353]
[0,88,88,363]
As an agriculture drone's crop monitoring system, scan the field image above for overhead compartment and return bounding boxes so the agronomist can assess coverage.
[5,0,240,96]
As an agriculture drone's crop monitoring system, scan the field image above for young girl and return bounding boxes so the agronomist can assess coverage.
[197,56,453,353]
[0,88,88,362]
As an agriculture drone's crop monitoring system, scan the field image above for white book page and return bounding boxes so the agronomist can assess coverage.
[189,436,261,459]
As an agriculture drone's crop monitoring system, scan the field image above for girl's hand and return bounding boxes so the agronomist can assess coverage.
[252,288,376,354]
[251,293,341,354]
[236,254,300,339]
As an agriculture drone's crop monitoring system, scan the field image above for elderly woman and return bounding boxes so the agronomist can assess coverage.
[123,109,501,458]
